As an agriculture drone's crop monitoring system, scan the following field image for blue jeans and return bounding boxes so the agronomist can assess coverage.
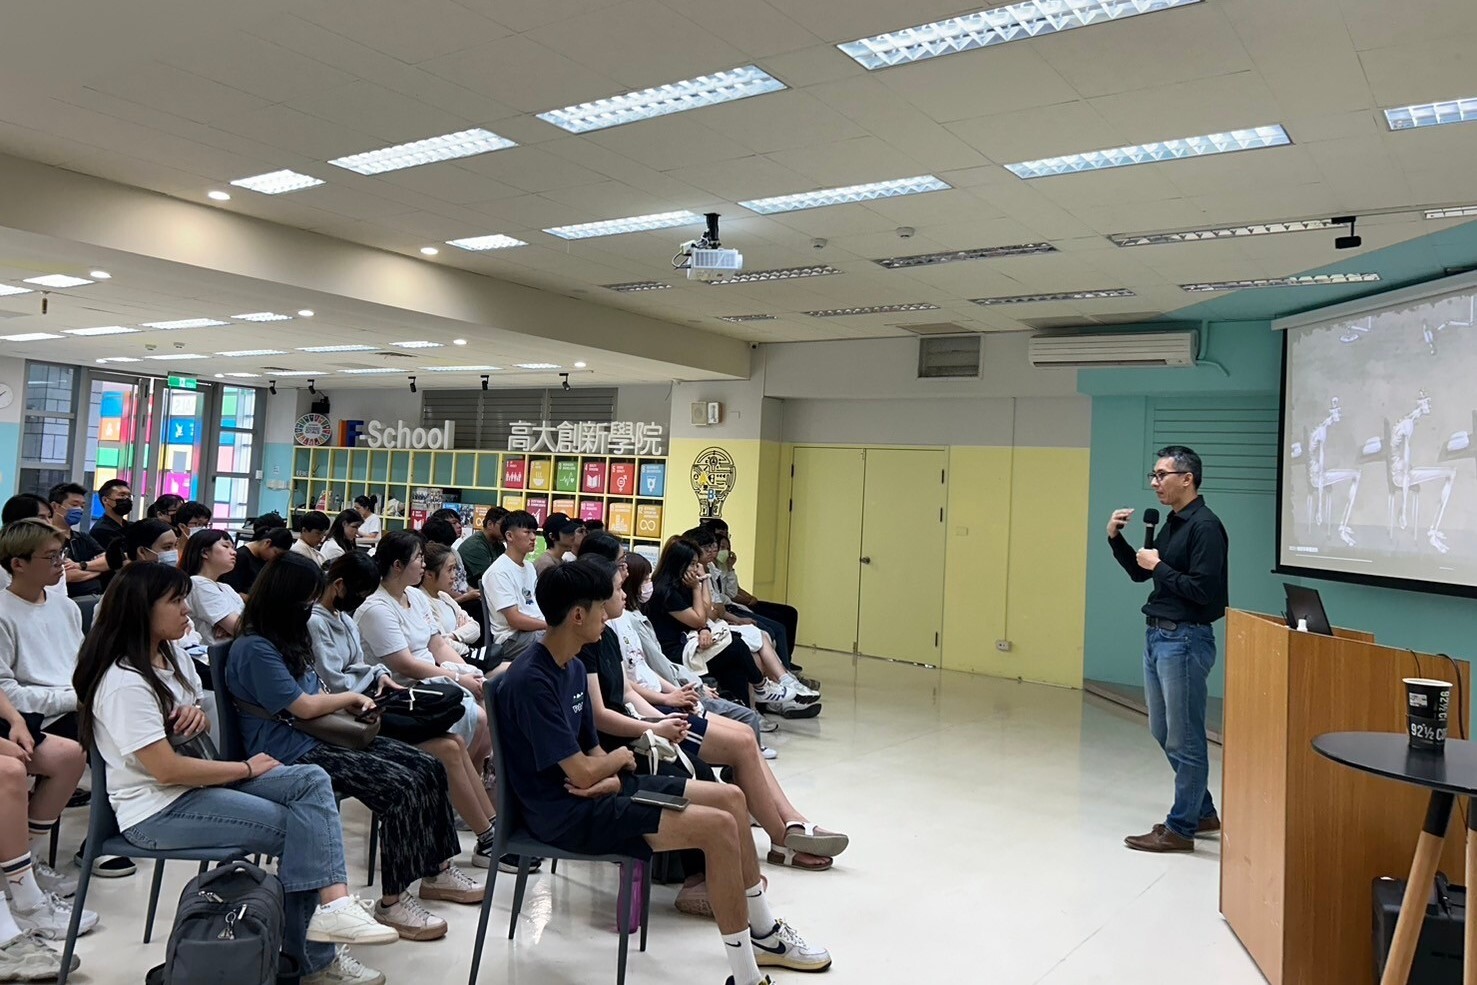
[1143,624,1218,838]
[124,764,346,976]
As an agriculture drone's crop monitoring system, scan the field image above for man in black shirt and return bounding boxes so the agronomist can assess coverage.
[1107,445,1228,854]
[88,479,132,552]
[220,526,292,597]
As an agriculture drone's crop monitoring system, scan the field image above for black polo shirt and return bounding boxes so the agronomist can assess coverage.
[62,529,105,598]
[89,515,126,552]
[1109,496,1229,625]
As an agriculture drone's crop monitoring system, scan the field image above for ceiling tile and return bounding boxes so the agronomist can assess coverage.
[877,44,1079,124]
[421,35,622,114]
[525,0,746,89]
[1340,0,1477,52]
[287,81,474,144]
[666,156,810,202]
[760,0,985,44]
[1088,71,1285,143]
[946,100,1118,164]
[670,0,824,59]
[1358,38,1477,108]
[87,62,271,126]
[457,146,609,195]
[291,0,510,64]
[582,116,755,172]
[374,164,524,206]
[808,77,991,171]
[449,0,629,34]
[164,35,358,105]
[212,104,380,163]
[699,89,869,154]
[762,135,927,185]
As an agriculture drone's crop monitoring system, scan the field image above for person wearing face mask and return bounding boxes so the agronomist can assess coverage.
[46,484,108,599]
[88,480,133,552]
[172,501,214,543]
[105,519,179,574]
[145,494,184,526]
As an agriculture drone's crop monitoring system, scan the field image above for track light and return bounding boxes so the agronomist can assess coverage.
[559,372,571,392]
[307,379,317,394]
[480,374,489,391]
[268,380,277,395]
[408,375,417,393]
[1333,215,1362,250]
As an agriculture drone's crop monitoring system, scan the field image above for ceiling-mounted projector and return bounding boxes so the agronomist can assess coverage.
[676,212,742,282]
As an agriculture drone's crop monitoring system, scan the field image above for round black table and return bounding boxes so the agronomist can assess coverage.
[1313,732,1477,985]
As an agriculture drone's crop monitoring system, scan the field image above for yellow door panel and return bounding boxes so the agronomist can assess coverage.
[785,447,863,652]
[857,449,946,663]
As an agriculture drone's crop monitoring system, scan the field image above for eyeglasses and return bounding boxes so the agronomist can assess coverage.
[32,551,64,567]
[1147,470,1190,483]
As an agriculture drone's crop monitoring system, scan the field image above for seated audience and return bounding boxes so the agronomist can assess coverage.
[88,480,132,552]
[293,511,332,569]
[171,501,214,542]
[311,553,519,874]
[0,496,68,599]
[220,522,292,596]
[106,519,178,574]
[480,511,546,663]
[352,496,382,550]
[416,543,481,660]
[497,563,832,984]
[46,483,107,599]
[456,506,506,586]
[225,554,481,942]
[74,563,398,985]
[532,513,576,576]
[322,509,363,566]
[145,495,184,526]
[704,519,801,673]
[184,529,244,645]
[420,517,481,625]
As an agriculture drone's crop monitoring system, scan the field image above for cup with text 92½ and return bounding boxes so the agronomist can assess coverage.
[1404,677,1452,752]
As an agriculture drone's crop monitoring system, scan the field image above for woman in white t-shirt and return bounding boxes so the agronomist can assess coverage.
[321,510,362,566]
[353,532,488,764]
[415,543,480,659]
[72,563,397,982]
[183,529,244,645]
[353,496,382,550]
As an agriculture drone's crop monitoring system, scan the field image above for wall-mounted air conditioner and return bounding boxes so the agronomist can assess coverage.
[1028,331,1196,368]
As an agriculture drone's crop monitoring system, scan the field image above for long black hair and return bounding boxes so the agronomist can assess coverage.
[621,553,651,613]
[575,530,623,562]
[649,537,701,612]
[182,528,233,576]
[375,529,424,581]
[74,563,195,750]
[328,509,361,554]
[239,553,325,677]
[324,551,378,614]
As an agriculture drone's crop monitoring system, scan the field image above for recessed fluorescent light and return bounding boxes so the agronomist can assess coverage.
[145,353,207,360]
[426,365,500,372]
[602,281,671,293]
[24,274,93,288]
[0,332,63,342]
[452,338,467,346]
[1005,125,1291,179]
[537,65,786,134]
[0,283,33,296]
[515,362,561,370]
[803,303,941,317]
[873,244,1056,268]
[216,349,288,357]
[224,372,261,378]
[1110,219,1338,247]
[141,318,229,330]
[545,210,700,240]
[339,368,400,375]
[230,312,293,322]
[96,356,142,364]
[297,310,315,317]
[328,128,517,175]
[1179,273,1381,292]
[711,265,840,284]
[446,234,527,251]
[1385,97,1477,131]
[838,0,1204,70]
[739,175,949,215]
[63,326,138,337]
[208,190,231,201]
[230,170,324,195]
[573,361,587,368]
[1425,205,1477,220]
[419,247,439,256]
[972,289,1135,305]
[390,340,443,349]
[298,344,376,353]
[89,270,112,280]
[718,314,777,323]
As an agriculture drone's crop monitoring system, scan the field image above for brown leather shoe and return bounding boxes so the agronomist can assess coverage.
[1196,815,1221,836]
[1124,824,1194,853]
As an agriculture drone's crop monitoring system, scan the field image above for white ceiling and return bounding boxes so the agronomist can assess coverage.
[1,0,1476,382]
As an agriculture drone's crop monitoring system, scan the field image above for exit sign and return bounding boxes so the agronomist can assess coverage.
[167,375,198,390]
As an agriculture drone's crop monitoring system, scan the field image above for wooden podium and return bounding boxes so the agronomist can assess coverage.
[1221,609,1470,985]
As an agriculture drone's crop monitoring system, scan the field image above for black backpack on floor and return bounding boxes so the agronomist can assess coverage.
[144,860,295,985]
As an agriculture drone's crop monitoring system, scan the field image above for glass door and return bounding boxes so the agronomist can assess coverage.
[84,373,158,520]
[210,385,258,529]
[159,384,206,502]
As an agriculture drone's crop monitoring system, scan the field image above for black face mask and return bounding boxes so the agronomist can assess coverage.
[113,498,133,516]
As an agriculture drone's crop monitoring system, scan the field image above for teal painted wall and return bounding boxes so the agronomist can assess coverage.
[1080,223,1477,695]
[259,442,294,518]
[0,422,17,500]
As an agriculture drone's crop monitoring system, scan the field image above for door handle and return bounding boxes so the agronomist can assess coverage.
[859,556,871,564]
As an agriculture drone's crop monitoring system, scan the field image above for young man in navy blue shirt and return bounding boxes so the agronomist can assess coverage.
[496,563,832,985]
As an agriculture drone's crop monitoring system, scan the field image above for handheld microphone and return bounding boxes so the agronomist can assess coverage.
[1142,508,1161,550]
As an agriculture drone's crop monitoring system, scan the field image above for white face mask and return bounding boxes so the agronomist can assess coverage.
[638,581,653,604]
[156,550,180,567]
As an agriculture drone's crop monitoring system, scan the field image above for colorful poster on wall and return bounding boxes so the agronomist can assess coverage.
[524,496,549,526]
[639,463,666,497]
[635,503,663,540]
[578,500,604,523]
[501,494,525,511]
[582,461,607,494]
[609,462,635,496]
[608,503,634,536]
[689,447,736,519]
[502,458,526,489]
[162,472,192,498]
[527,458,551,491]
[554,460,579,493]
[551,497,576,518]
[473,505,489,528]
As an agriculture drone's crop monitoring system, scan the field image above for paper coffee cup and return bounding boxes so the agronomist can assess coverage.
[1404,678,1452,722]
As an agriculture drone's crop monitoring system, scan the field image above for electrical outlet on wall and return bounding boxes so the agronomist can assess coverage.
[995,640,1012,652]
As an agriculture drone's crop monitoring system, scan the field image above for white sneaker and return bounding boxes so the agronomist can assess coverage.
[418,864,483,904]
[374,896,447,942]
[33,860,78,899]
[753,680,788,703]
[303,946,385,985]
[751,919,832,972]
[307,898,400,945]
[780,673,819,699]
[761,746,778,761]
[13,893,98,939]
[756,696,821,720]
[0,931,76,981]
[758,717,779,734]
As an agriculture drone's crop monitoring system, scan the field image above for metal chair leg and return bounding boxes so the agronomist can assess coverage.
[57,852,96,985]
[616,862,633,985]
[467,862,499,985]
[639,860,651,953]
[366,812,378,886]
[508,856,532,940]
[48,826,59,868]
[143,861,168,943]
[550,857,558,875]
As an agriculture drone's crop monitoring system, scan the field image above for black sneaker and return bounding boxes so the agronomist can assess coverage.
[75,853,136,878]
[66,788,91,809]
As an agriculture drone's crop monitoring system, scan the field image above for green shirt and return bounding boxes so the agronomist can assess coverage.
[459,532,504,584]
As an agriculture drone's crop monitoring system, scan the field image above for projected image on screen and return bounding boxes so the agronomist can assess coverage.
[1281,282,1477,592]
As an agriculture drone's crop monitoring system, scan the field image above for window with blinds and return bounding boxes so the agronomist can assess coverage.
[422,387,618,449]
[1147,395,1279,495]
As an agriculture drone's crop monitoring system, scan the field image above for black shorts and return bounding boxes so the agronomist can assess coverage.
[553,773,689,861]
[0,711,79,748]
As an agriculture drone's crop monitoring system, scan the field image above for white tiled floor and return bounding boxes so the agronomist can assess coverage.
[58,650,1267,984]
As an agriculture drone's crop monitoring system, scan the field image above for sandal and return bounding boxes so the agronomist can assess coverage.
[765,846,833,870]
[675,875,768,917]
[780,821,849,859]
